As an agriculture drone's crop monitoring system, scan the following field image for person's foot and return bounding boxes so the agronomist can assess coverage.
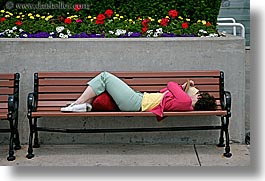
[61,103,92,112]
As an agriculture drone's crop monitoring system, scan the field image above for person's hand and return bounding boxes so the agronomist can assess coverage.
[189,80,195,87]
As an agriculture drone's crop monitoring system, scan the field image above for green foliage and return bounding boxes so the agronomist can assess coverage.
[1,0,222,24]
[0,0,222,38]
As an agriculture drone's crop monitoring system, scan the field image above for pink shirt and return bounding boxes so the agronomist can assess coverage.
[150,82,193,121]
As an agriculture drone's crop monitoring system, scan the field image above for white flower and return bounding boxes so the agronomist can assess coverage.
[19,29,24,33]
[67,30,71,35]
[56,26,64,33]
[63,35,69,38]
[156,28,163,34]
[48,36,53,39]
[115,29,126,36]
[22,34,28,38]
[59,33,64,38]
[109,31,114,34]
[153,32,158,37]
[128,32,133,36]
[50,32,55,35]
[147,30,153,34]
[9,30,13,34]
[12,26,17,31]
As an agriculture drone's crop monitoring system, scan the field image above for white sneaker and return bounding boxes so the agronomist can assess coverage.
[61,103,92,112]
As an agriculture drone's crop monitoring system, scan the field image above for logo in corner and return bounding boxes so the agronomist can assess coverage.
[5,1,14,10]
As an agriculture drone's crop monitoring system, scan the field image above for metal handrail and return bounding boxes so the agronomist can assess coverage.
[217,18,237,35]
[217,22,245,38]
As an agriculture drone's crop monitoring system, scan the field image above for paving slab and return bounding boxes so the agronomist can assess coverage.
[195,144,250,166]
[0,144,200,166]
[0,144,250,166]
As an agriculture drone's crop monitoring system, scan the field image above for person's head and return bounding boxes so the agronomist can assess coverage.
[191,93,217,110]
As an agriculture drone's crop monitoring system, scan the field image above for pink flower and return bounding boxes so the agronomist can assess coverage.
[76,19,83,23]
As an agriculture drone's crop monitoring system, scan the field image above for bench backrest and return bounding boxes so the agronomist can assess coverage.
[34,71,225,112]
[0,73,20,119]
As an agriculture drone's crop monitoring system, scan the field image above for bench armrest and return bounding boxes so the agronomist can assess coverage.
[27,93,36,117]
[223,91,231,117]
[8,95,15,120]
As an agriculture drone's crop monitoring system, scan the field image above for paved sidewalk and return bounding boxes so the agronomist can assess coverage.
[0,143,250,166]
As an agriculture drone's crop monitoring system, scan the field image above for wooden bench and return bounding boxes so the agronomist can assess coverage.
[0,73,21,161]
[26,70,232,159]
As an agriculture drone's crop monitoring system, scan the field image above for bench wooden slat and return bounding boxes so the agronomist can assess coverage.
[36,100,221,107]
[38,71,221,78]
[0,95,9,102]
[38,78,220,86]
[0,113,7,119]
[38,85,220,93]
[0,74,15,80]
[37,92,221,100]
[0,108,8,113]
[36,105,223,112]
[0,88,14,95]
[0,80,15,87]
[0,103,8,109]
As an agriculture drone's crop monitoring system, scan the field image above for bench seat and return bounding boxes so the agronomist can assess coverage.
[31,110,227,117]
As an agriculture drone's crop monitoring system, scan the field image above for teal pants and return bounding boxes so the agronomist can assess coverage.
[88,72,143,111]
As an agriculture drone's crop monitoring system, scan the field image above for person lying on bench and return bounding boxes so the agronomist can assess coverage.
[61,71,216,120]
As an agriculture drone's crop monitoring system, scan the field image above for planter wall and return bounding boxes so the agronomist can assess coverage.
[0,36,245,144]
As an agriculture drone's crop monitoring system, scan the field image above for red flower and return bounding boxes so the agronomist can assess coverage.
[168,10,178,19]
[0,17,6,23]
[142,27,148,34]
[160,18,169,27]
[141,18,150,27]
[182,22,189,29]
[206,21,212,27]
[96,14,106,25]
[64,18,72,24]
[74,4,82,12]
[15,21,23,26]
[104,9,113,18]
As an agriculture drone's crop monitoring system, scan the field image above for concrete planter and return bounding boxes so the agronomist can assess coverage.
[0,36,245,144]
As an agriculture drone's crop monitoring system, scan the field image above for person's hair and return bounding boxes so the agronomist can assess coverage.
[194,93,217,110]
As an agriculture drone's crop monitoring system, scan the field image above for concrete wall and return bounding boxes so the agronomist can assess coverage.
[0,37,245,145]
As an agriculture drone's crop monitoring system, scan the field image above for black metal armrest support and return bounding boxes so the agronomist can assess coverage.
[27,93,36,118]
[224,91,232,117]
[8,95,15,120]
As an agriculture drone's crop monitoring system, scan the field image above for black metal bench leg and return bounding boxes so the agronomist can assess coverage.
[7,119,15,161]
[26,117,35,159]
[33,118,40,148]
[217,117,225,147]
[223,116,232,158]
[14,117,21,150]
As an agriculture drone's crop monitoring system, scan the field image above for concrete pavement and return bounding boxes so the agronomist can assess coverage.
[0,143,250,166]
